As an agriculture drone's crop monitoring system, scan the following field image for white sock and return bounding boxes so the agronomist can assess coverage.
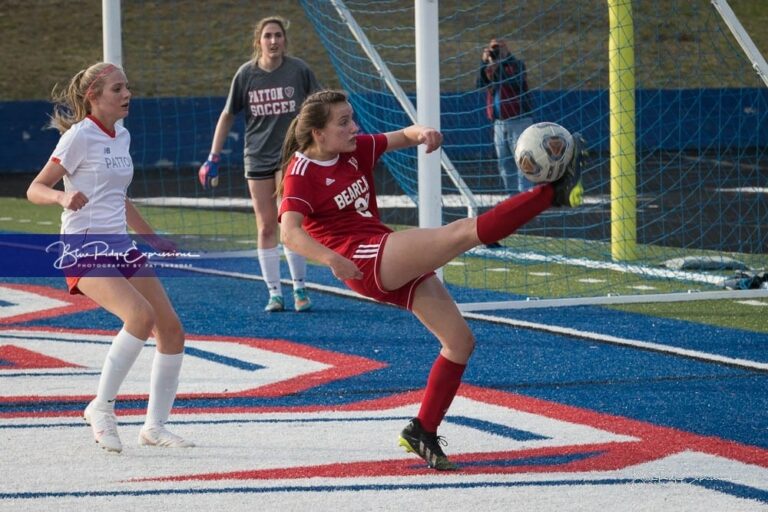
[144,351,184,429]
[258,247,282,297]
[283,245,307,290]
[94,328,146,409]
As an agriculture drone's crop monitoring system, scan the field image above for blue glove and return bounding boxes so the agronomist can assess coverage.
[198,153,220,189]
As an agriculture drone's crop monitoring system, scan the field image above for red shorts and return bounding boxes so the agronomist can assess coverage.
[65,248,150,295]
[342,232,434,310]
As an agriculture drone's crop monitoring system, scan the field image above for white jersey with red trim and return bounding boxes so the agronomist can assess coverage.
[279,133,392,255]
[50,116,133,239]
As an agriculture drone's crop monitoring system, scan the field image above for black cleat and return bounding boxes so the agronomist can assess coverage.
[551,132,587,208]
[398,418,458,471]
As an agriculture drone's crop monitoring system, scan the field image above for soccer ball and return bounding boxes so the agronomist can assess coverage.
[514,122,574,183]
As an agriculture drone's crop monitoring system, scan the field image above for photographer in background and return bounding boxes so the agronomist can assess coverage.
[478,38,535,195]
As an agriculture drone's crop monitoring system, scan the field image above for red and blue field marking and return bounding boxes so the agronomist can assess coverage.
[0,271,766,510]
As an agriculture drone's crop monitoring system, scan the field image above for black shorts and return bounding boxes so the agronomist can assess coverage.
[244,155,278,181]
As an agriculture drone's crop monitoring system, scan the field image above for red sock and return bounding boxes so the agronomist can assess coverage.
[476,184,554,244]
[417,354,467,433]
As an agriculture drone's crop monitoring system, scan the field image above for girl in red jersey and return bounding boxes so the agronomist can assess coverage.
[278,90,584,470]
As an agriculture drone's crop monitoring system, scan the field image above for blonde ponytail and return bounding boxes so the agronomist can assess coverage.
[49,62,120,134]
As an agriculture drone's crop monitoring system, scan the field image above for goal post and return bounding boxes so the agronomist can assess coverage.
[102,0,123,66]
[414,0,442,232]
[711,0,768,88]
[608,0,637,262]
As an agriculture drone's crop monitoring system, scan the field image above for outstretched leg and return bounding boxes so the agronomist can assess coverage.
[380,139,587,291]
[380,185,554,291]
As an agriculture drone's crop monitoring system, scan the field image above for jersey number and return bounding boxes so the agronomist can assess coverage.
[355,194,372,218]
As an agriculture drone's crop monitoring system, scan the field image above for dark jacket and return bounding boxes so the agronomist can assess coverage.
[477,55,533,121]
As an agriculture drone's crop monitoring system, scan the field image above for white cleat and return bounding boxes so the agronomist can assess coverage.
[138,426,195,448]
[83,400,123,453]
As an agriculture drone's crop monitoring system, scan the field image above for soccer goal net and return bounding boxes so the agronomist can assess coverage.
[295,0,768,309]
[89,0,766,310]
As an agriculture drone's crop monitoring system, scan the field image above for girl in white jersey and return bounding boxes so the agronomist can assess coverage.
[27,62,194,454]
[278,90,585,470]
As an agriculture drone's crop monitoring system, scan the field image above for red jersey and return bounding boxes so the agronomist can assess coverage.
[279,134,392,255]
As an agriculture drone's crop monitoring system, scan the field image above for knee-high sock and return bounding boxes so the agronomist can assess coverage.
[144,351,184,429]
[417,354,467,433]
[476,184,554,244]
[94,328,146,409]
[258,247,282,297]
[283,246,307,290]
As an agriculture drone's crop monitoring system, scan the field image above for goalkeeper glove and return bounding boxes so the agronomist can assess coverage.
[199,153,220,189]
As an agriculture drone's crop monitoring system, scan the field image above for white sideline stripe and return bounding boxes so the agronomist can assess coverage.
[716,187,768,194]
[457,289,768,311]
[133,194,610,209]
[155,262,768,373]
[463,311,768,373]
[467,246,728,286]
[154,262,374,303]
[187,249,258,259]
[133,196,420,209]
[736,299,768,307]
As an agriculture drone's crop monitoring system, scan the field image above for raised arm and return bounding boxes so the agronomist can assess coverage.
[280,211,363,281]
[383,124,443,154]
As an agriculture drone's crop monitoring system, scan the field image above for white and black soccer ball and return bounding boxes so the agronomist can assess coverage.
[514,122,574,183]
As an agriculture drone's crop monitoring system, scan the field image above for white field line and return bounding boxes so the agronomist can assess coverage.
[463,311,768,372]
[467,246,727,286]
[156,263,768,373]
[457,289,768,311]
[134,194,612,209]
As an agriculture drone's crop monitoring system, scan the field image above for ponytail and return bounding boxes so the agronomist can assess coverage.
[49,69,87,134]
[49,62,120,134]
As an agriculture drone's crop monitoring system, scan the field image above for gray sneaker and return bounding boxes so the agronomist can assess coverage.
[293,288,312,312]
[264,295,285,312]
